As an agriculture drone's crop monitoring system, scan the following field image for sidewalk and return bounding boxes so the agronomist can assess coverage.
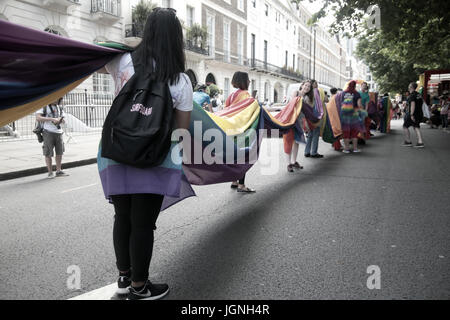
[0,134,101,181]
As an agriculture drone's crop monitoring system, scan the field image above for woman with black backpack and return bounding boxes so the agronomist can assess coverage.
[98,8,192,300]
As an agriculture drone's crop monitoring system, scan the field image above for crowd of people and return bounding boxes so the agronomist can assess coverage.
[426,92,450,131]
[32,8,433,301]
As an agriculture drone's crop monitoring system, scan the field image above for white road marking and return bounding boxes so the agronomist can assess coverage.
[69,283,117,300]
[61,183,98,194]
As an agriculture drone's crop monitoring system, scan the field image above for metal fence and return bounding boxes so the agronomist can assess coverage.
[91,0,121,16]
[0,91,113,142]
[250,59,305,82]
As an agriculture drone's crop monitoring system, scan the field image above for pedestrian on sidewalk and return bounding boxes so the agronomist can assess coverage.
[340,80,363,153]
[283,80,319,172]
[358,81,372,142]
[329,87,344,152]
[97,8,192,300]
[439,95,449,130]
[401,82,424,148]
[226,71,256,193]
[304,80,325,158]
[35,98,69,179]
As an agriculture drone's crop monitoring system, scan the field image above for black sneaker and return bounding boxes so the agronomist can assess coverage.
[128,280,169,300]
[311,154,324,158]
[117,274,132,295]
[401,141,413,147]
[304,154,311,158]
[55,170,69,177]
[414,143,425,148]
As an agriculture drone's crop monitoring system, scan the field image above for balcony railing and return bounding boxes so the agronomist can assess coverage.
[184,40,209,56]
[91,0,120,16]
[250,59,305,82]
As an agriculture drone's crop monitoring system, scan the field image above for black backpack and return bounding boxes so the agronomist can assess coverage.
[101,51,174,168]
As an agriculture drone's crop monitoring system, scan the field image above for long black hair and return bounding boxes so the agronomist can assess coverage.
[134,8,185,85]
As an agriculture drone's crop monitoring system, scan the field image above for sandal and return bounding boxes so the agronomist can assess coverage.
[293,162,303,170]
[230,182,238,189]
[287,164,294,172]
[237,187,256,193]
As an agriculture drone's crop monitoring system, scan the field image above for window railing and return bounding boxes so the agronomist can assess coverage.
[184,40,209,56]
[250,59,305,82]
[91,0,120,16]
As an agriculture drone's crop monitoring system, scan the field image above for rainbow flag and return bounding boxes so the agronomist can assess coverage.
[1,20,313,210]
[0,20,123,127]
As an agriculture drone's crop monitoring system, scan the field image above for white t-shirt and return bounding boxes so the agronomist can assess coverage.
[105,53,193,112]
[35,105,65,134]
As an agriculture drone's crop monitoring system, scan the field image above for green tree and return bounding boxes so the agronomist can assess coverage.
[291,0,450,92]
[132,0,156,37]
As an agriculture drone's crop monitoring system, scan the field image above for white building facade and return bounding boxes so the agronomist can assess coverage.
[1,0,358,100]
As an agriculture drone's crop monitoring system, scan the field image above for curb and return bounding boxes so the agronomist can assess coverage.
[0,158,97,182]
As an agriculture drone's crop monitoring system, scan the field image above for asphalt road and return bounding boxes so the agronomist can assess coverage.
[1,120,449,300]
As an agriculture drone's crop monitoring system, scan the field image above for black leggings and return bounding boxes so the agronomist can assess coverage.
[238,174,246,185]
[111,193,164,282]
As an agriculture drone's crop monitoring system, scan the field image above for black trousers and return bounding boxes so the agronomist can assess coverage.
[111,193,164,282]
[238,174,245,185]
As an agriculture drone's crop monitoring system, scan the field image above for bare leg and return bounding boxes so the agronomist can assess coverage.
[414,127,423,144]
[45,157,53,173]
[291,143,299,164]
[55,155,62,172]
[343,139,350,151]
[285,153,292,165]
[352,138,358,151]
[403,127,411,143]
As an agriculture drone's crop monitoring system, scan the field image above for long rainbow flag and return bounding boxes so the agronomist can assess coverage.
[1,20,319,209]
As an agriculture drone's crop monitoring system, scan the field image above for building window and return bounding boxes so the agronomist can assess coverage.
[237,27,244,65]
[251,80,256,95]
[264,40,268,64]
[265,3,269,16]
[237,0,244,11]
[286,19,289,30]
[251,0,256,8]
[224,78,230,100]
[186,6,194,28]
[207,13,215,56]
[264,81,269,101]
[93,73,112,93]
[251,33,256,65]
[223,21,231,62]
